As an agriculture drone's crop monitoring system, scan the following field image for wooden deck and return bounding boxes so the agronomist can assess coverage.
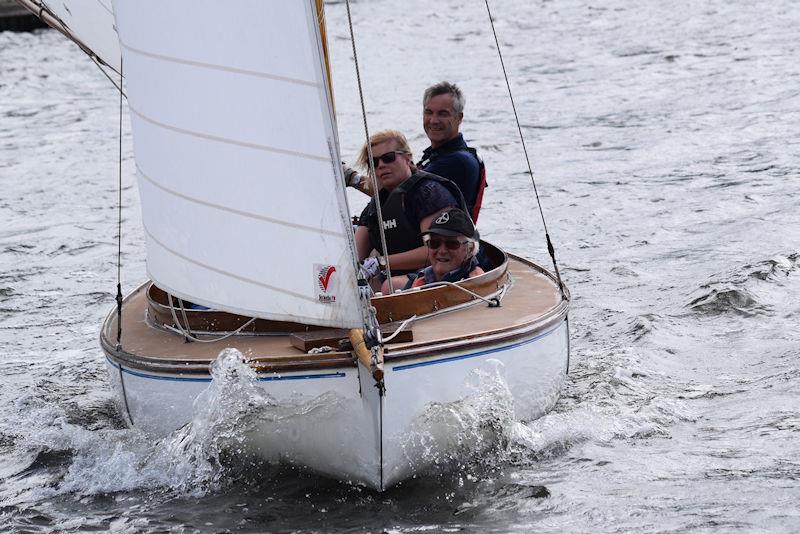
[102,255,566,373]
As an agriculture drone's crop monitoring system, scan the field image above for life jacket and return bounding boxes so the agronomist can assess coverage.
[464,147,487,224]
[418,255,481,285]
[365,171,467,273]
[418,143,487,223]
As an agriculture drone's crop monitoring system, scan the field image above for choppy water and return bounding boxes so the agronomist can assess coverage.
[2,0,799,531]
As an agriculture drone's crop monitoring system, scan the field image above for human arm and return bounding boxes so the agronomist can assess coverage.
[354,225,373,261]
[342,163,375,196]
[380,181,459,272]
[469,265,485,278]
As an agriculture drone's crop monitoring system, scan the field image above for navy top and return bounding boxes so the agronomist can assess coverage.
[419,134,480,214]
[358,177,458,230]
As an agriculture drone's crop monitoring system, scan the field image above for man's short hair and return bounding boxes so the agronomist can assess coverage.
[356,129,416,172]
[423,81,465,115]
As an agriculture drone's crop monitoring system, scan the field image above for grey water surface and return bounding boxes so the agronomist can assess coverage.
[1,0,799,532]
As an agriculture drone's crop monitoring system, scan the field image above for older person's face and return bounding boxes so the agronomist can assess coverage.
[423,94,463,149]
[371,140,413,192]
[427,236,471,280]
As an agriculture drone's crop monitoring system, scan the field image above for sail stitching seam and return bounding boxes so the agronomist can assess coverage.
[119,40,320,88]
[137,165,346,238]
[127,106,329,162]
[142,225,319,304]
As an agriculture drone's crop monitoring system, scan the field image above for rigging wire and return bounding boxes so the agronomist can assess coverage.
[115,59,124,349]
[166,293,257,344]
[484,0,567,299]
[344,0,395,294]
[20,0,125,95]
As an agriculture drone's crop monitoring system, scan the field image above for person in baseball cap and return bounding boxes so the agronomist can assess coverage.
[407,208,484,288]
[421,207,478,240]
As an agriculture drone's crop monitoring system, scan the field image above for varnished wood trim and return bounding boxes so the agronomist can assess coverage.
[146,241,510,331]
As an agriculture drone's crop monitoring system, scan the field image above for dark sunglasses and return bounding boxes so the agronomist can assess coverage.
[371,150,407,167]
[424,236,468,250]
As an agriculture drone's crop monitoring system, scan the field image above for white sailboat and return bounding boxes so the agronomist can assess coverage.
[17,0,570,490]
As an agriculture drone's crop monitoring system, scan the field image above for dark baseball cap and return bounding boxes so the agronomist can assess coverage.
[420,208,477,239]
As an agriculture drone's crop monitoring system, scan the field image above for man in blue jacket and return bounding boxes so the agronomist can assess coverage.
[417,81,487,222]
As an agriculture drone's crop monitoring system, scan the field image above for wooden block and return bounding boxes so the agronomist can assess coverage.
[290,324,413,352]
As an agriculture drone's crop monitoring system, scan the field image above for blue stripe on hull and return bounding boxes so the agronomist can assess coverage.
[390,322,563,372]
[104,319,565,382]
[105,355,346,382]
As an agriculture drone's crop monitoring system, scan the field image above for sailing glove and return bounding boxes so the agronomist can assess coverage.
[359,257,381,280]
[342,163,361,188]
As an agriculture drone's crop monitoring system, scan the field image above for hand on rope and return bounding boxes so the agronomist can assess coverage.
[342,162,374,195]
[359,256,382,280]
[342,162,361,187]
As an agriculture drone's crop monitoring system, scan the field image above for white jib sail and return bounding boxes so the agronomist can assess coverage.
[112,0,364,328]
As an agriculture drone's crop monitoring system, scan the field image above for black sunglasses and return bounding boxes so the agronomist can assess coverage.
[371,151,407,167]
[424,236,468,250]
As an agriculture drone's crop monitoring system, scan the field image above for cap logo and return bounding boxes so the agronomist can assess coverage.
[434,212,450,225]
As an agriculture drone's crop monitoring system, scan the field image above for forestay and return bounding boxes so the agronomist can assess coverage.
[112,0,364,328]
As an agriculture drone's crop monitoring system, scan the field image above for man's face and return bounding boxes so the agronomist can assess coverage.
[427,236,470,279]
[423,94,463,148]
[371,140,413,192]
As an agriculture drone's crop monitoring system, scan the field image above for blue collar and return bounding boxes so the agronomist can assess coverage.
[421,133,468,160]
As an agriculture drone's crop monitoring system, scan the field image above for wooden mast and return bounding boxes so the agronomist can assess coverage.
[315,0,335,110]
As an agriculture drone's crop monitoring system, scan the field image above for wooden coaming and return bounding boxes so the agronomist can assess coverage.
[145,241,510,331]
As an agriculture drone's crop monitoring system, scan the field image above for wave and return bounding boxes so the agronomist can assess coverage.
[0,349,275,507]
[686,253,798,316]
[688,286,762,316]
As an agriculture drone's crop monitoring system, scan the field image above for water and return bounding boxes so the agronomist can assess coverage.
[2,0,799,531]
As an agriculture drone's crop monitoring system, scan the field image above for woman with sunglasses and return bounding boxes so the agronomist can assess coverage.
[405,208,484,290]
[352,130,469,290]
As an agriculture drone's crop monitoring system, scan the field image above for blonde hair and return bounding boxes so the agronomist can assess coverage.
[356,129,417,173]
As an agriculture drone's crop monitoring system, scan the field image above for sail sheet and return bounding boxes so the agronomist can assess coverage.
[112,0,364,328]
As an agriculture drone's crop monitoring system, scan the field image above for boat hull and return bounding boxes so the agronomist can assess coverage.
[104,317,569,490]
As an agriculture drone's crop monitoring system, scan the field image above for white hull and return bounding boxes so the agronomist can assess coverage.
[105,319,569,490]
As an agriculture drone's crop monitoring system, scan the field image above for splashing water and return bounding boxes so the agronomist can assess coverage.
[0,348,271,505]
[150,348,274,495]
[399,359,516,476]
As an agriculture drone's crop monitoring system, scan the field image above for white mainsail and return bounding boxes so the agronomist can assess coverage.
[112,0,364,328]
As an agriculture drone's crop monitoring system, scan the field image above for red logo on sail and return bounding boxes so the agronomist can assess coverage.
[314,264,338,303]
[318,265,336,291]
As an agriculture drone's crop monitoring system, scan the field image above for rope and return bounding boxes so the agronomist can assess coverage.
[114,58,123,349]
[484,0,566,299]
[417,280,507,308]
[166,293,257,343]
[308,346,335,354]
[178,297,194,339]
[344,0,395,293]
[382,314,417,344]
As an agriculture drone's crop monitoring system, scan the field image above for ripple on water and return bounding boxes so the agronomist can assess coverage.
[688,286,762,316]
[686,252,798,316]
